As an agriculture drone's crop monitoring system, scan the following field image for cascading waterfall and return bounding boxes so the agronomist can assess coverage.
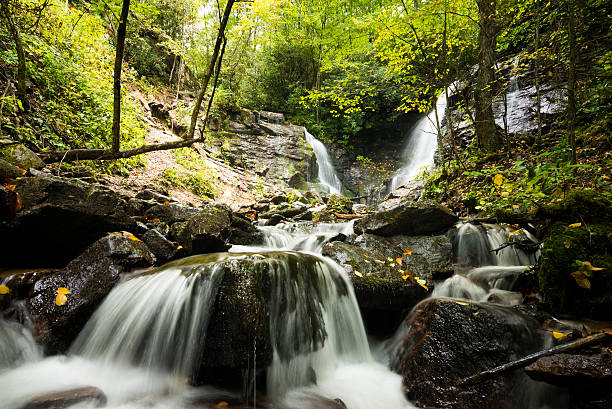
[390,91,448,191]
[0,317,42,370]
[303,128,344,194]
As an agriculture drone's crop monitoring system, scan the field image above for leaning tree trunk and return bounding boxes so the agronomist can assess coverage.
[111,0,131,154]
[1,0,27,109]
[474,0,501,153]
[566,0,577,164]
[188,0,235,140]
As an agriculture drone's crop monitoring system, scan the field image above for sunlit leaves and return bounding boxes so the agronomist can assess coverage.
[55,287,71,306]
[492,174,504,186]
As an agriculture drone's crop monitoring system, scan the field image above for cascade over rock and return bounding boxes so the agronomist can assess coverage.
[354,198,458,236]
[27,233,155,353]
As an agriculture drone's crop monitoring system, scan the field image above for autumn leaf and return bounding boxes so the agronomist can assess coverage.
[403,248,412,256]
[55,294,68,306]
[396,257,403,265]
[402,274,410,280]
[354,270,363,278]
[0,284,10,294]
[571,270,591,289]
[492,174,504,186]
[56,287,71,295]
[364,259,370,263]
[552,331,568,340]
[216,402,229,408]
[568,222,582,228]
[374,259,385,264]
[5,184,16,191]
[121,231,142,242]
[387,257,393,262]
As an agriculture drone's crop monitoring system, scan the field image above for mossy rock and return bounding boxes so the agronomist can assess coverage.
[534,190,612,224]
[326,193,353,214]
[0,142,45,170]
[537,221,612,319]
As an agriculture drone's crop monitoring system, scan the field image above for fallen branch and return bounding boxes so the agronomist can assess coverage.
[489,240,542,254]
[333,212,365,220]
[458,332,610,387]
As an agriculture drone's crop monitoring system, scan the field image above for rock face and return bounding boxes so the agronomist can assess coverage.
[207,111,316,188]
[0,140,45,170]
[23,386,107,409]
[178,204,233,254]
[354,198,458,236]
[1,175,138,266]
[27,233,155,353]
[145,202,201,223]
[389,298,555,409]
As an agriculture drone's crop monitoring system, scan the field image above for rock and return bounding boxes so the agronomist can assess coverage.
[288,171,309,190]
[400,235,454,281]
[303,189,324,205]
[264,213,287,226]
[23,386,107,409]
[322,239,429,336]
[229,215,264,246]
[27,233,155,353]
[146,202,201,223]
[261,204,308,220]
[178,204,232,255]
[1,175,138,266]
[354,198,458,237]
[0,141,45,170]
[135,188,172,203]
[389,298,551,409]
[525,353,612,387]
[142,229,179,263]
[325,193,353,214]
[0,158,24,179]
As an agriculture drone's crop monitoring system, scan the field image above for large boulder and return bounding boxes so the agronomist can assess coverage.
[0,158,24,179]
[178,204,232,255]
[23,386,106,409]
[27,233,155,353]
[389,298,561,409]
[0,140,45,170]
[354,198,458,236]
[1,175,138,266]
[145,202,201,224]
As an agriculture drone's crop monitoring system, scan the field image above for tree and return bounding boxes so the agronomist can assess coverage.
[0,0,28,109]
[566,0,577,164]
[111,0,131,154]
[474,0,501,152]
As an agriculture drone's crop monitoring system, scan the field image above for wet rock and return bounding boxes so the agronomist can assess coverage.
[0,140,45,170]
[0,157,24,179]
[354,198,458,237]
[325,193,353,214]
[178,204,232,254]
[389,298,553,409]
[400,235,454,281]
[288,171,309,190]
[142,229,179,263]
[229,215,264,246]
[303,189,324,205]
[23,386,107,409]
[27,233,155,353]
[322,240,429,336]
[265,213,288,226]
[146,202,201,223]
[525,353,612,386]
[261,204,308,220]
[0,175,138,266]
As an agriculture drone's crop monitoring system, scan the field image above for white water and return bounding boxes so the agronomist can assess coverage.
[0,318,42,370]
[304,128,344,194]
[390,91,448,190]
[0,221,413,409]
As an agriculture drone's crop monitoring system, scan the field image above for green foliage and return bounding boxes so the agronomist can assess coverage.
[161,147,218,198]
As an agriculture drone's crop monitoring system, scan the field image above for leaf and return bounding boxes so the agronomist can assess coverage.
[122,231,142,242]
[569,223,582,228]
[10,192,23,216]
[387,257,393,262]
[0,284,10,294]
[403,248,412,256]
[374,259,385,264]
[396,258,403,265]
[564,242,571,248]
[492,174,504,186]
[56,287,71,295]
[216,402,229,408]
[354,270,363,278]
[603,328,612,335]
[402,274,410,280]
[55,293,68,306]
[419,283,429,291]
[571,271,591,289]
[552,331,568,340]
[364,259,370,263]
[5,184,16,191]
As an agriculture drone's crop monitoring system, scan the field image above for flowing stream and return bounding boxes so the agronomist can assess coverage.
[0,221,413,409]
[303,128,344,194]
[390,92,448,191]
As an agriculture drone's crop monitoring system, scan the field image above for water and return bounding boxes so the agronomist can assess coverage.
[0,221,413,409]
[0,318,42,370]
[390,91,448,191]
[304,128,344,194]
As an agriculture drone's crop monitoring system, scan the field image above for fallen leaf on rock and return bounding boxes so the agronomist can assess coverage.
[403,248,412,256]
[569,223,582,228]
[354,271,363,278]
[55,294,68,306]
[56,287,71,295]
[0,284,10,294]
[121,231,142,242]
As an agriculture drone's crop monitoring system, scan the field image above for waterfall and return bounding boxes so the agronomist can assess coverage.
[390,91,447,191]
[304,128,344,194]
[0,318,42,370]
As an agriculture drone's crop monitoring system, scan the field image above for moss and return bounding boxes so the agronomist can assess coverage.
[534,190,612,224]
[326,193,353,214]
[537,221,612,318]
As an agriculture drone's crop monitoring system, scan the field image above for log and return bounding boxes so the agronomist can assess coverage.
[458,332,610,387]
[332,212,365,220]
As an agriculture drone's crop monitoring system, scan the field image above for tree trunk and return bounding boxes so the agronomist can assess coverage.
[188,0,235,139]
[535,3,543,145]
[474,0,501,152]
[1,0,27,109]
[567,0,577,164]
[111,0,131,154]
[201,36,227,137]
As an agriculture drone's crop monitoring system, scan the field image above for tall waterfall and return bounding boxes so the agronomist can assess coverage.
[390,92,448,191]
[304,128,344,194]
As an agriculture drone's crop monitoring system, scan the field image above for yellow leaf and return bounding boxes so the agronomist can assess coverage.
[568,223,582,228]
[571,271,591,289]
[419,283,429,291]
[389,263,396,267]
[454,301,469,306]
[552,331,567,340]
[216,401,229,408]
[396,258,403,265]
[0,284,10,294]
[56,287,71,295]
[55,293,68,306]
[387,257,393,262]
[122,231,142,242]
[402,274,410,280]
[374,259,385,264]
[5,184,16,191]
[354,271,363,278]
[403,248,412,256]
[364,259,370,263]
[493,174,504,186]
